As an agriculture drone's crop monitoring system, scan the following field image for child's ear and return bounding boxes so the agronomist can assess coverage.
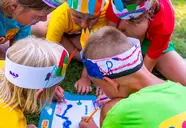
[8,3,19,14]
[103,77,119,91]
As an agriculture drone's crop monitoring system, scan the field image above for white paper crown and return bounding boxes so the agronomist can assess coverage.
[5,48,69,89]
[81,37,143,79]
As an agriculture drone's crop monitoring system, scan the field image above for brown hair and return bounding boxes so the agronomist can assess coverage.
[83,26,133,60]
[0,0,51,17]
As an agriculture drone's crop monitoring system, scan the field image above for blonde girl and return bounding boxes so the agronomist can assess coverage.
[0,36,69,128]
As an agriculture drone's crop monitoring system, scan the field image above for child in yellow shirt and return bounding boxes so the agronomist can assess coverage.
[0,36,69,128]
[46,0,109,95]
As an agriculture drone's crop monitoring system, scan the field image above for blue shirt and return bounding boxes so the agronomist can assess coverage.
[0,11,31,44]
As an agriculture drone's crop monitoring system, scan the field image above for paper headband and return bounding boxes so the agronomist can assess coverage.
[68,0,106,15]
[5,48,69,89]
[81,37,143,79]
[112,0,155,20]
[42,0,63,8]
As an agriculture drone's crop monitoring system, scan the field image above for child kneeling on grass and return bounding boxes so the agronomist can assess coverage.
[79,26,186,128]
[0,36,69,128]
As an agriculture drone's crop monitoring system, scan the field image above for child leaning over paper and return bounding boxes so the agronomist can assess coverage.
[79,27,186,128]
[0,36,69,128]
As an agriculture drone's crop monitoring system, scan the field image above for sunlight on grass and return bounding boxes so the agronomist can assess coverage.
[172,0,186,57]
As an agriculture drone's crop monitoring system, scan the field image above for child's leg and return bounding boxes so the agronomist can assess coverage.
[61,36,81,60]
[155,51,186,85]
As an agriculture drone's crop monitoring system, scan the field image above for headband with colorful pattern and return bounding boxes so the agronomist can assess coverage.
[81,37,143,79]
[42,0,63,8]
[5,47,69,89]
[68,0,106,15]
[112,0,155,20]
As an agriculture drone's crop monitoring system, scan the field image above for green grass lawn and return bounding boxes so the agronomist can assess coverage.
[26,0,186,126]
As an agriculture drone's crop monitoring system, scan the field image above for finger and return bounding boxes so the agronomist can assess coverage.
[98,89,102,95]
[81,86,86,95]
[85,86,90,94]
[56,89,64,99]
[81,116,88,121]
[74,81,79,90]
[35,89,44,99]
[79,122,87,128]
[56,86,64,94]
[89,86,92,93]
[77,84,83,94]
[96,94,105,102]
[55,94,62,101]
[96,87,99,96]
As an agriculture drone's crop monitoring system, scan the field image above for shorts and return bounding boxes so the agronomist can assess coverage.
[141,38,175,55]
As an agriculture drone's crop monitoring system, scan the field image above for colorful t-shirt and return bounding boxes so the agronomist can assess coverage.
[46,2,109,43]
[102,81,186,128]
[106,0,175,59]
[0,60,27,128]
[0,11,31,44]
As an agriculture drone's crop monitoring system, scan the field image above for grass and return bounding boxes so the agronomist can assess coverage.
[26,0,186,126]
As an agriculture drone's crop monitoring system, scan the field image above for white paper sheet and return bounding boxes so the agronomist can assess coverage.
[51,100,100,128]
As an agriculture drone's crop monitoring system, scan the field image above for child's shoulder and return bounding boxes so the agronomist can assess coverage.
[52,2,70,16]
[149,0,175,34]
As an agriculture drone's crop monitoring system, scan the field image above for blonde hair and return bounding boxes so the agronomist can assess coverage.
[0,36,64,113]
[83,26,133,59]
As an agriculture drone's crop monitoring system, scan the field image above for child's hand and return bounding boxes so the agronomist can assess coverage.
[79,117,98,128]
[96,87,105,96]
[27,124,37,128]
[54,85,64,102]
[96,94,111,107]
[75,77,92,94]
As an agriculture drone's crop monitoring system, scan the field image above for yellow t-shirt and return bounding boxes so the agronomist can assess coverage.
[46,2,109,43]
[0,60,27,128]
[0,102,27,128]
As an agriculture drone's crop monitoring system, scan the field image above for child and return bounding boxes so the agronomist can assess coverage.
[46,0,109,94]
[0,36,69,128]
[0,0,59,58]
[79,26,186,128]
[106,0,186,85]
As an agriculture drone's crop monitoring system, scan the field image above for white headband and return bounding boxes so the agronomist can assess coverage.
[5,49,69,89]
[81,37,143,79]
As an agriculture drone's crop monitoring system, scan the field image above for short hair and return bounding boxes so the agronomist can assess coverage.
[83,26,133,60]
[0,36,64,113]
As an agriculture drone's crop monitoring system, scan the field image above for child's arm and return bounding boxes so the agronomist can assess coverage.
[145,35,171,72]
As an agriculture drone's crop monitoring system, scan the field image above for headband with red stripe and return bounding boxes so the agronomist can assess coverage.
[81,37,143,79]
